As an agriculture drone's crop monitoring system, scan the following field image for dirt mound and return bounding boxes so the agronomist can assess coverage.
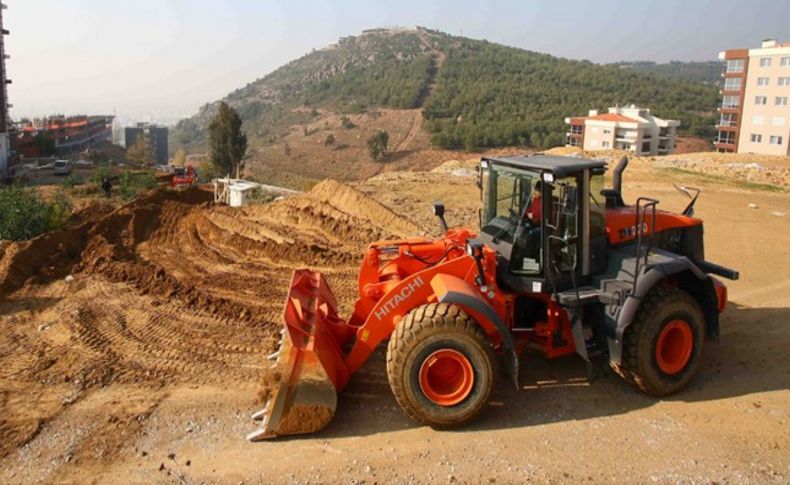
[0,180,420,321]
[0,180,424,459]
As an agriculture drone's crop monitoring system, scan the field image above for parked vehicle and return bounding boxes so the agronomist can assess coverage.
[53,160,72,175]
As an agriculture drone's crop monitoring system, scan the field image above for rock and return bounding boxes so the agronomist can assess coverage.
[65,275,75,282]
[748,203,758,209]
[771,211,785,217]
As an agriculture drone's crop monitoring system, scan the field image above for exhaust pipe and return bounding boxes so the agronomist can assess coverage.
[613,156,628,194]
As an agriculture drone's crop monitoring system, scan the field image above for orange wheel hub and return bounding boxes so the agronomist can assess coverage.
[655,320,693,375]
[418,349,474,406]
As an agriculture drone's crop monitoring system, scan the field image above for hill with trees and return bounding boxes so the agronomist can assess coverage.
[172,27,720,183]
[609,60,723,85]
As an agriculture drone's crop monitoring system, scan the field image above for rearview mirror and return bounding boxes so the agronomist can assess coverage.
[560,185,578,215]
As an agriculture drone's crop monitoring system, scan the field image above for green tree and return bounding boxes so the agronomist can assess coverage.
[209,102,248,177]
[366,130,389,160]
[542,133,565,149]
[126,135,154,167]
[172,148,187,167]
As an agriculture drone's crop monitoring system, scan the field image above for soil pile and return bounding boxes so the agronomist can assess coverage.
[0,181,420,459]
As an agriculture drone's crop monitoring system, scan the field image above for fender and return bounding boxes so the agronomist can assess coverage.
[608,255,716,364]
[430,273,519,389]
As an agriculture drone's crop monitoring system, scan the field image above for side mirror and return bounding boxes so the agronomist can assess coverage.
[433,201,449,234]
[560,185,578,215]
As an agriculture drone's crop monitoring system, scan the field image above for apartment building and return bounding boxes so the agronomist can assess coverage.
[125,123,169,166]
[0,2,11,174]
[17,115,114,157]
[564,105,679,156]
[716,39,790,155]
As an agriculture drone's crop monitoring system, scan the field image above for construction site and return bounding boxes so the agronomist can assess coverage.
[0,147,788,483]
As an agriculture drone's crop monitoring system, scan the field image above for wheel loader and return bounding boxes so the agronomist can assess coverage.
[248,154,739,440]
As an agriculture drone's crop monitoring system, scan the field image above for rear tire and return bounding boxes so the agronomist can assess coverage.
[386,303,495,427]
[612,284,706,396]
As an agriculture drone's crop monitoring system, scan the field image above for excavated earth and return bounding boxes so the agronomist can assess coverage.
[0,156,788,483]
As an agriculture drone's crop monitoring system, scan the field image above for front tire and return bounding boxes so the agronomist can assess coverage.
[386,303,494,427]
[612,285,706,396]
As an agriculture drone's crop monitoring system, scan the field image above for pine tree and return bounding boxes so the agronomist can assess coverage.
[209,102,248,177]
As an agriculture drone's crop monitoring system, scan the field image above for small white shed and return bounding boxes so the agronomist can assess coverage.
[213,178,261,207]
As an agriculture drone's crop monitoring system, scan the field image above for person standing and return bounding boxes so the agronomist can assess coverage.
[101,177,112,198]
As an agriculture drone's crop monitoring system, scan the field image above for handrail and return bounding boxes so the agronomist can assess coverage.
[632,197,659,294]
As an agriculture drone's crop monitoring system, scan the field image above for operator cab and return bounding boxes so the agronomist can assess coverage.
[477,155,607,294]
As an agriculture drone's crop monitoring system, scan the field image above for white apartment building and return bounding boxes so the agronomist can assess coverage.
[716,39,790,155]
[564,105,679,156]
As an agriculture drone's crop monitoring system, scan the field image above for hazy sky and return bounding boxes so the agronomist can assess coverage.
[6,0,790,121]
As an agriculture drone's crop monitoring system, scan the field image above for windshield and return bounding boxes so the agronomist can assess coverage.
[481,163,541,239]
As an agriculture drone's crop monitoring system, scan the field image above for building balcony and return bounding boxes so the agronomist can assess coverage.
[716,125,737,132]
[718,105,740,113]
[714,139,737,149]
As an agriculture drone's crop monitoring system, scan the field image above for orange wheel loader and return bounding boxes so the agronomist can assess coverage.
[247,154,739,441]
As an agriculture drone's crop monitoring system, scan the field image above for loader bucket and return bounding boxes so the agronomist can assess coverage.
[247,270,352,441]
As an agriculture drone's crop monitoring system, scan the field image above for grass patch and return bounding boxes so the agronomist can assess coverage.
[660,167,786,194]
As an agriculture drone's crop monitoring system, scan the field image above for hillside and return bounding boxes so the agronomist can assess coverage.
[610,60,723,85]
[172,27,720,187]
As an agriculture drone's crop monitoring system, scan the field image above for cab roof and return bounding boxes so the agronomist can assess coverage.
[482,154,606,177]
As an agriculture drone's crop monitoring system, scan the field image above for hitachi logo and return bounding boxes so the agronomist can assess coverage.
[374,276,425,321]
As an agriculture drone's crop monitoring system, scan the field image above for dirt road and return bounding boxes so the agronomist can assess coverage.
[0,153,788,483]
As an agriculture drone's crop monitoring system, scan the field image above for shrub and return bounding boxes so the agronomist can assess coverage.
[324,134,335,146]
[62,173,85,188]
[366,130,390,160]
[0,185,72,240]
[118,170,157,200]
[340,115,356,129]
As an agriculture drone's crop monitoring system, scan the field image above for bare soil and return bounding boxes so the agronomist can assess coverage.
[0,150,788,483]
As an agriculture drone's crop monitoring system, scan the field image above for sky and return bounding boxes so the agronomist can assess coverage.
[5,0,790,122]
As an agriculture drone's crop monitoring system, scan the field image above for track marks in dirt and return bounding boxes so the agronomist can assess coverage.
[0,179,423,461]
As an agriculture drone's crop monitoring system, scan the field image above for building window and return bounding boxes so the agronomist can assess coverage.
[769,136,783,145]
[757,77,769,86]
[717,131,736,144]
[782,57,790,67]
[601,141,610,148]
[726,59,744,73]
[755,96,768,105]
[722,95,739,108]
[752,115,765,125]
[724,78,742,90]
[760,58,772,67]
[719,113,737,127]
[772,116,786,127]
[750,134,762,143]
[776,97,788,106]
[778,77,790,86]
[603,129,611,134]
